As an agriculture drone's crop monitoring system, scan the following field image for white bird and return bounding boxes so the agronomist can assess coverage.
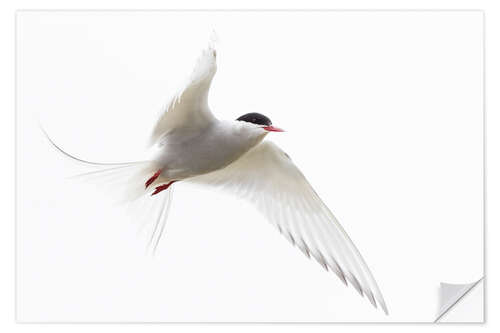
[44,45,388,315]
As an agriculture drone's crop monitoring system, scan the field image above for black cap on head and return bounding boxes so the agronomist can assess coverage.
[236,112,272,126]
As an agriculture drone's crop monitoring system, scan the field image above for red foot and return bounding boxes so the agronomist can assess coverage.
[145,170,162,188]
[151,181,176,196]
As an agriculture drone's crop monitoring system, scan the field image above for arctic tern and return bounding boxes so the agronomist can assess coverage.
[44,45,388,314]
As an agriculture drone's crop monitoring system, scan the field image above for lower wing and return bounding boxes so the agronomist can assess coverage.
[187,141,388,314]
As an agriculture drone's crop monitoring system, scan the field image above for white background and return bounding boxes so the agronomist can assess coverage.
[2,0,500,332]
[16,10,483,322]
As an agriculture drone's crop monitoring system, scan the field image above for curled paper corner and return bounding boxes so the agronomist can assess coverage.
[435,277,484,323]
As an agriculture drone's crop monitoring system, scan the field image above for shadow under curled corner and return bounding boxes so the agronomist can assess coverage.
[435,278,484,323]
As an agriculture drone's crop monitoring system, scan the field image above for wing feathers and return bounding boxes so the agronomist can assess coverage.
[188,141,388,314]
[151,46,217,144]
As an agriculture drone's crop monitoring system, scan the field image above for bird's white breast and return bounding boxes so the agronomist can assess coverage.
[153,120,267,180]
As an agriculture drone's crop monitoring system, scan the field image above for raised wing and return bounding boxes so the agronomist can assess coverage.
[151,46,218,144]
[187,141,388,314]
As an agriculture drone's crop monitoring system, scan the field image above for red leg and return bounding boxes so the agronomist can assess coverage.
[151,181,176,196]
[145,169,162,188]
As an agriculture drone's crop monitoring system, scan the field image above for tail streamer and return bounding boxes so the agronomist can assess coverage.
[39,123,174,253]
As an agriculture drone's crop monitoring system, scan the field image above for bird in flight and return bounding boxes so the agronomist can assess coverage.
[44,45,388,315]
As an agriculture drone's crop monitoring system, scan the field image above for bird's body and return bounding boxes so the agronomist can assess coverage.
[44,43,388,315]
[151,120,267,183]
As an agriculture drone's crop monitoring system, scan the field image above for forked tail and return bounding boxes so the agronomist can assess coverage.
[40,125,174,254]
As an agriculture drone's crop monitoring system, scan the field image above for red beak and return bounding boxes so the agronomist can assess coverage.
[263,125,285,132]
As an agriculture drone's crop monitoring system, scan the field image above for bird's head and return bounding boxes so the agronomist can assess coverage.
[236,112,285,134]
